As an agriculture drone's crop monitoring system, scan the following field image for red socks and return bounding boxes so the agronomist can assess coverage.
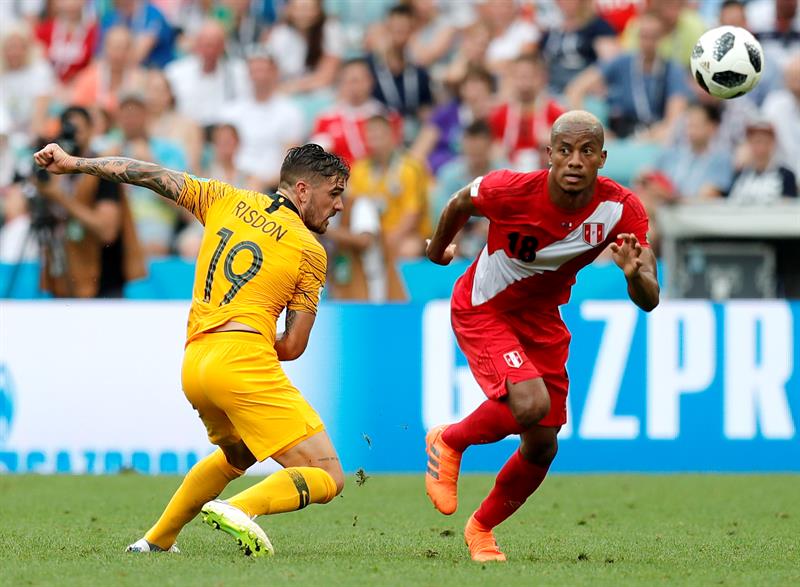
[442,399,525,452]
[473,449,550,529]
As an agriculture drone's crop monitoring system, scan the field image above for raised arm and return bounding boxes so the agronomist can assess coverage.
[33,143,185,202]
[425,184,480,266]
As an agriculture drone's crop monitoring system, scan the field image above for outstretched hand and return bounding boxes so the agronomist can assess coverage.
[33,143,76,175]
[610,233,645,279]
[425,239,457,266]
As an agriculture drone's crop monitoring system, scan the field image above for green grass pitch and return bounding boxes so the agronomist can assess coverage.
[1,474,797,586]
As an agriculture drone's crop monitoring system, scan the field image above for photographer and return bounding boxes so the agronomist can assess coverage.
[34,106,145,297]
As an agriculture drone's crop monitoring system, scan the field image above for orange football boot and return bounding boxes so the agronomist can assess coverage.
[425,424,462,515]
[464,514,507,562]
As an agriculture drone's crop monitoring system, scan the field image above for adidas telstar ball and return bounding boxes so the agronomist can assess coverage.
[690,26,764,99]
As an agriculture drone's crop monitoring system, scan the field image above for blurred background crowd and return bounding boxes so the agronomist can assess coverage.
[0,0,798,301]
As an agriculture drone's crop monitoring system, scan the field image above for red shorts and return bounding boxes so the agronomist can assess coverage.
[451,307,571,427]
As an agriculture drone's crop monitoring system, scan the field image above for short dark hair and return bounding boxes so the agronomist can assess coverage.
[388,4,413,18]
[279,144,350,188]
[212,123,239,141]
[61,106,91,126]
[341,57,371,71]
[461,65,495,93]
[691,102,723,125]
[721,0,744,10]
[463,120,492,139]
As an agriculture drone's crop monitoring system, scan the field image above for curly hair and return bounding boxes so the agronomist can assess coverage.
[279,144,350,188]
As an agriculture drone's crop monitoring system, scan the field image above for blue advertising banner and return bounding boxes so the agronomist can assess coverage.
[307,300,799,474]
[1,300,797,474]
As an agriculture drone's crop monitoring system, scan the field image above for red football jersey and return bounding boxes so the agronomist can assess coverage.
[311,101,403,165]
[452,169,650,316]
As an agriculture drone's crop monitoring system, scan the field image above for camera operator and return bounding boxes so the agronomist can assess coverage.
[34,106,145,297]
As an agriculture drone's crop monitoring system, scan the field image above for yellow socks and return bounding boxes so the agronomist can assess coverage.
[144,449,244,549]
[228,467,337,518]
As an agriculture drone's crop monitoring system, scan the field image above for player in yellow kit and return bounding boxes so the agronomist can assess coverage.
[33,142,350,557]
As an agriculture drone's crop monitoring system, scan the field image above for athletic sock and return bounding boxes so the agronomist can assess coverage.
[442,399,525,452]
[227,467,337,518]
[144,449,244,549]
[473,449,550,529]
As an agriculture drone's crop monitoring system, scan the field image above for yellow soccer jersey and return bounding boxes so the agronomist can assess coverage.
[176,174,326,345]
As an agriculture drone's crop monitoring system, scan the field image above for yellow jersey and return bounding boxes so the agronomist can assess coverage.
[176,174,326,345]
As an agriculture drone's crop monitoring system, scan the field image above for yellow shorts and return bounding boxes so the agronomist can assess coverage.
[181,331,324,461]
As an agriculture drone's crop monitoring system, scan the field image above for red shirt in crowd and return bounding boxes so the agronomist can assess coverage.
[35,19,99,83]
[311,100,403,165]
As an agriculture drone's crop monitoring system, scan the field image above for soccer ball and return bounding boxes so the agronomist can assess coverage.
[690,26,764,99]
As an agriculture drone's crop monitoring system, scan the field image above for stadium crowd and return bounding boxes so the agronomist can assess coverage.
[1,0,798,300]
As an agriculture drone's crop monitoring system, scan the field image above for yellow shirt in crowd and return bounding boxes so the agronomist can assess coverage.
[347,153,432,238]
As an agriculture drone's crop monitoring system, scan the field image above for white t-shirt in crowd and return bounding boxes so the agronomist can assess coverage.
[165,55,251,126]
[486,20,540,64]
[349,196,386,302]
[0,60,54,138]
[265,20,345,80]
[222,94,305,181]
[762,90,800,178]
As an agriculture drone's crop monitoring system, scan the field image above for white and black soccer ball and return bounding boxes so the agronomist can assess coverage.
[690,26,764,99]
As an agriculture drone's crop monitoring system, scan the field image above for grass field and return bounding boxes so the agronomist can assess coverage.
[1,474,798,587]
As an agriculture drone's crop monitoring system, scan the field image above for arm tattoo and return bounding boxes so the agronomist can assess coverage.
[284,310,297,333]
[73,156,185,201]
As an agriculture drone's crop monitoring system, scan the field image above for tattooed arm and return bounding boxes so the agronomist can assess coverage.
[33,143,185,201]
[274,309,316,361]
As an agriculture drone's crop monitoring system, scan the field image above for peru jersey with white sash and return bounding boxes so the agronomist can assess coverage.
[452,169,651,313]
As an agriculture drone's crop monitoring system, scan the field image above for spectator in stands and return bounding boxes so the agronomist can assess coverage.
[35,0,98,87]
[489,53,564,170]
[747,0,800,70]
[346,114,431,299]
[482,0,540,75]
[111,92,187,257]
[719,0,748,28]
[145,70,204,174]
[408,0,457,70]
[265,0,344,95]
[620,0,705,67]
[368,4,434,124]
[0,23,54,148]
[566,11,690,142]
[0,104,36,265]
[0,105,13,187]
[442,21,492,89]
[637,103,733,207]
[0,0,43,34]
[762,53,800,179]
[595,0,639,34]
[71,25,147,118]
[204,122,248,186]
[540,0,619,96]
[174,122,249,260]
[101,0,175,68]
[222,47,304,190]
[222,0,268,59]
[430,120,500,259]
[726,119,798,204]
[33,106,145,297]
[165,20,250,129]
[311,58,403,165]
[411,65,495,173]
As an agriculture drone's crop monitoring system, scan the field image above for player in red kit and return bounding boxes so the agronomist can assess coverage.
[424,110,660,562]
